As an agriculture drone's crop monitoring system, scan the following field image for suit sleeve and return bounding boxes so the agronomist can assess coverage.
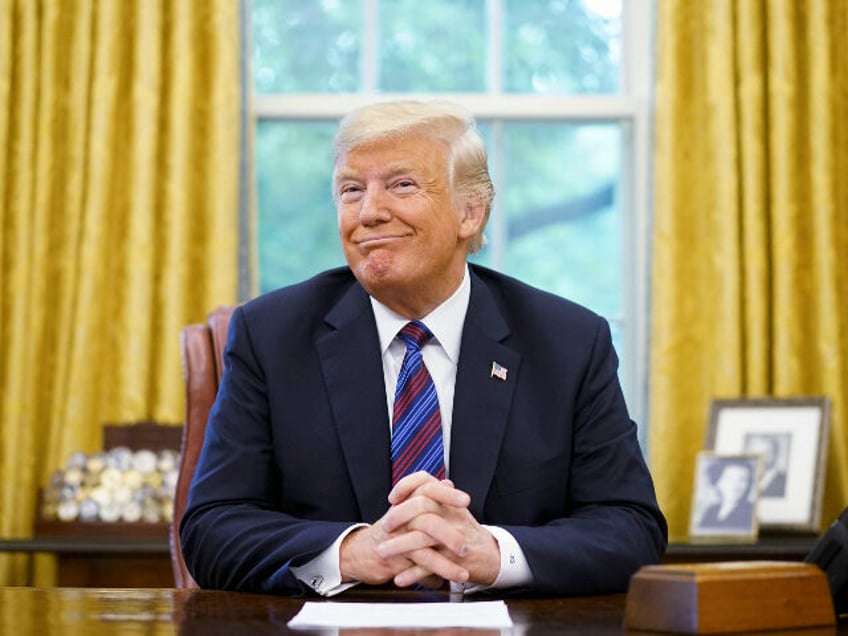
[179,306,350,595]
[502,317,668,596]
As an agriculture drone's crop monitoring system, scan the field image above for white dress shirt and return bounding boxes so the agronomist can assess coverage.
[292,267,532,595]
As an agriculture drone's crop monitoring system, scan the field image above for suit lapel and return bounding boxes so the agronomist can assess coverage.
[316,284,392,522]
[450,271,520,519]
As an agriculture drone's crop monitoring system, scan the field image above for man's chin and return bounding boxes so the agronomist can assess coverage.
[359,276,407,298]
[352,252,399,284]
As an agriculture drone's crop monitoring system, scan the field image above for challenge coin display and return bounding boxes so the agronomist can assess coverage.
[42,446,179,524]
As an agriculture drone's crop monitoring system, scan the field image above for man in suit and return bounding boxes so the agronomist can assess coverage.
[181,100,667,597]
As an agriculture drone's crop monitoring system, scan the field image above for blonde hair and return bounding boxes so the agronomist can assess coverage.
[333,100,494,253]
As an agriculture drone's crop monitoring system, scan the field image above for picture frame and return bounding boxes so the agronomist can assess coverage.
[688,452,761,543]
[705,396,831,534]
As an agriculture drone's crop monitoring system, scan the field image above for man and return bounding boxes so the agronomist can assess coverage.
[744,433,788,498]
[181,100,667,597]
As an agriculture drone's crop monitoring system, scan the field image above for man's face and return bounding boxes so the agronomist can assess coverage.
[716,465,751,502]
[334,131,483,317]
[746,437,777,470]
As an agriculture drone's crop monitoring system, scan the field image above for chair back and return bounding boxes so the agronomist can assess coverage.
[171,305,236,589]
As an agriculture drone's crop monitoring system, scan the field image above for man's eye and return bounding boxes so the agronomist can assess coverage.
[339,185,363,201]
[393,180,416,192]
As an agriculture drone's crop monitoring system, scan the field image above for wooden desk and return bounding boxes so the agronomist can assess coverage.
[1,534,815,588]
[0,587,843,635]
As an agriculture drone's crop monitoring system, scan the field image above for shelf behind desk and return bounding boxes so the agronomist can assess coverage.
[1,524,172,587]
[665,535,816,563]
[5,422,182,587]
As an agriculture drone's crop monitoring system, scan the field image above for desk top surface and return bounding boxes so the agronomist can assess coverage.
[0,587,626,635]
[1,586,844,636]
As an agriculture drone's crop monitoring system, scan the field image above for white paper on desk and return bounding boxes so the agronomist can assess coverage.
[287,600,513,629]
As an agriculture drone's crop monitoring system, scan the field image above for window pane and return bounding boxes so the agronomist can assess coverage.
[378,0,486,92]
[503,0,621,94]
[473,123,621,318]
[255,122,342,292]
[253,0,361,93]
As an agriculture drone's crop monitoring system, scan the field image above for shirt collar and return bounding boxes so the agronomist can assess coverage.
[371,266,470,364]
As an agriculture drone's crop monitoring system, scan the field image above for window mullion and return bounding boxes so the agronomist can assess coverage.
[255,94,637,120]
[486,0,503,94]
[620,0,653,445]
[362,0,378,92]
[488,122,506,271]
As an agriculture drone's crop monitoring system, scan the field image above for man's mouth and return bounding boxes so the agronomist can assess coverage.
[357,234,407,247]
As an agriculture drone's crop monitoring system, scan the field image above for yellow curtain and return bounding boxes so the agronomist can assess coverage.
[651,0,848,540]
[0,0,243,584]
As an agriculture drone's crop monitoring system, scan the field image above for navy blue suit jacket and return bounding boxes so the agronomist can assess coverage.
[181,265,667,596]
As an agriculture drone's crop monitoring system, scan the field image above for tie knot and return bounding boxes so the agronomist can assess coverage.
[398,321,432,351]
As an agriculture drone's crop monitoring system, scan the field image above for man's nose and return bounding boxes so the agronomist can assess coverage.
[359,186,390,224]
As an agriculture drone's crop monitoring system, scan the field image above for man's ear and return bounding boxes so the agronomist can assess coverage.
[458,198,486,240]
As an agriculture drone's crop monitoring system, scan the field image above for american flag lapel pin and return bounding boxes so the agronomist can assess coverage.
[490,361,508,381]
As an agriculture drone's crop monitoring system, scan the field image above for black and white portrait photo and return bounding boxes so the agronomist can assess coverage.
[690,453,760,541]
[706,396,831,532]
[744,432,791,498]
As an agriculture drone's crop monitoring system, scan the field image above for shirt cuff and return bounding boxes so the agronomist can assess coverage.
[459,525,533,594]
[290,523,368,596]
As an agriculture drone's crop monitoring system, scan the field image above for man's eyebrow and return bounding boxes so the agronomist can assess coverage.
[334,162,418,183]
[333,168,358,183]
[382,161,417,175]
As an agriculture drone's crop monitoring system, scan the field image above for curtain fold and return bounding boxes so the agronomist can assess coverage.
[651,0,848,540]
[0,0,243,584]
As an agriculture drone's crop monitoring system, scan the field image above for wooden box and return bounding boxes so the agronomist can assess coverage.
[623,561,835,634]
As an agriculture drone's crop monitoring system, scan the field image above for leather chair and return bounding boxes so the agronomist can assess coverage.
[171,304,236,589]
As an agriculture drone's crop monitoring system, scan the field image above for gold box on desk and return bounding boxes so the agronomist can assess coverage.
[623,561,835,634]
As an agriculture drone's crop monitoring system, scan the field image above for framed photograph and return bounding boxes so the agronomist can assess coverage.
[705,396,831,533]
[689,452,761,543]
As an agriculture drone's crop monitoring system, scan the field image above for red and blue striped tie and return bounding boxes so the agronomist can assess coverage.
[391,321,446,486]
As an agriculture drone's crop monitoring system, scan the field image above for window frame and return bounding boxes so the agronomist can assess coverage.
[249,0,654,438]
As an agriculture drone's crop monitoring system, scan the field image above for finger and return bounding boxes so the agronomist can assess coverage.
[391,563,441,589]
[434,524,501,588]
[340,523,419,585]
[390,477,471,509]
[388,471,440,504]
[377,528,439,559]
[421,481,470,508]
[396,548,469,587]
[382,492,444,533]
[381,494,471,536]
[405,510,471,558]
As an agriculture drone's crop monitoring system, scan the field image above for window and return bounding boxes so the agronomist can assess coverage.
[250,0,653,436]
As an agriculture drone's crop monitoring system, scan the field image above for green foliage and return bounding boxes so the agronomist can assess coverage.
[255,122,342,292]
[253,0,621,95]
[378,0,487,92]
[253,0,361,93]
[504,0,620,93]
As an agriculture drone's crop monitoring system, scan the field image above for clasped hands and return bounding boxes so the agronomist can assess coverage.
[340,471,500,589]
